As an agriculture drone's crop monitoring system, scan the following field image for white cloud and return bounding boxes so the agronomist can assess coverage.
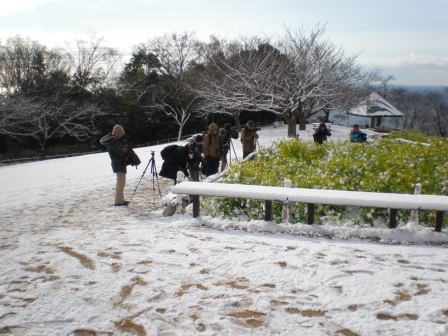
[0,0,56,17]
[362,53,448,68]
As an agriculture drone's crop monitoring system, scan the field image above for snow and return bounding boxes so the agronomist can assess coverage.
[1,124,448,336]
[348,92,404,118]
[395,138,431,147]
[173,181,448,211]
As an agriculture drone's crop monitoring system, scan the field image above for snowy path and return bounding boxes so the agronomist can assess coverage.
[1,182,448,335]
[1,124,447,335]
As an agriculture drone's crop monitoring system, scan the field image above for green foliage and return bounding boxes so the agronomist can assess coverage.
[386,130,448,145]
[213,132,448,225]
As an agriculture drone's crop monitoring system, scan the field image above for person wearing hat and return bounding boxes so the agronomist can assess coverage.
[241,120,258,159]
[100,125,130,206]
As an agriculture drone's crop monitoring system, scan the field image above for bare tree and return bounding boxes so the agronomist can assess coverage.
[0,36,71,95]
[194,26,373,137]
[68,34,120,91]
[377,74,395,99]
[145,32,202,140]
[0,95,102,152]
[426,92,448,137]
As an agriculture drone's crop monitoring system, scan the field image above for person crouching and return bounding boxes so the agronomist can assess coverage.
[159,144,189,183]
[100,125,130,206]
[202,123,221,176]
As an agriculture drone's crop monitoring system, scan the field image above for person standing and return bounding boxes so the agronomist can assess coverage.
[202,123,221,176]
[350,124,367,143]
[100,125,130,206]
[186,134,203,181]
[313,122,332,144]
[241,120,258,159]
[218,123,239,172]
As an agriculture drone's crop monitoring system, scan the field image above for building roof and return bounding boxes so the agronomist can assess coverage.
[348,92,404,117]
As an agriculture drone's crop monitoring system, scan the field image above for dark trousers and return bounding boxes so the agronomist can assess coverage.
[206,156,220,176]
[189,168,200,181]
[220,150,229,172]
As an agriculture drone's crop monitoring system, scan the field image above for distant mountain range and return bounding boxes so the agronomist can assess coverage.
[392,84,448,95]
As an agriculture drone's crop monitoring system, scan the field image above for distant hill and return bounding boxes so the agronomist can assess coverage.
[392,84,448,95]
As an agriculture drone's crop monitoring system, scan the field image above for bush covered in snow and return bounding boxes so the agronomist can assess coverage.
[210,131,448,226]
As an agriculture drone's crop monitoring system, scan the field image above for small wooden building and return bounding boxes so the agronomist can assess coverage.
[348,92,403,128]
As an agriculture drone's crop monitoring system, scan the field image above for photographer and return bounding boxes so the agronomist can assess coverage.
[100,125,130,206]
[218,123,239,172]
[186,134,203,181]
[202,123,221,176]
[241,120,259,159]
[313,122,332,144]
[159,144,189,183]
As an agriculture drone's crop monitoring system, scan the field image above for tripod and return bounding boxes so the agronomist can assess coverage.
[130,150,161,201]
[229,140,238,164]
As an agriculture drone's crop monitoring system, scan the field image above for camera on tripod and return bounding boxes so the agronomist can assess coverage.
[130,149,161,201]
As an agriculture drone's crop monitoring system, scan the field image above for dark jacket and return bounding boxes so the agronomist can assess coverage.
[313,127,332,144]
[159,145,189,181]
[186,140,203,171]
[350,131,367,143]
[100,134,128,173]
[218,128,239,154]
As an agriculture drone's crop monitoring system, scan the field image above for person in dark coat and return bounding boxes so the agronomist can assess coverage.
[186,134,203,181]
[313,122,332,144]
[100,125,130,206]
[159,144,189,182]
[241,120,258,159]
[350,124,367,143]
[218,123,239,172]
[202,123,221,176]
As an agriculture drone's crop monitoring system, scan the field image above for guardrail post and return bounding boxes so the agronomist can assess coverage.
[389,209,398,228]
[410,183,421,225]
[282,179,292,223]
[176,171,185,213]
[307,203,315,224]
[192,195,200,218]
[435,211,444,232]
[265,201,273,221]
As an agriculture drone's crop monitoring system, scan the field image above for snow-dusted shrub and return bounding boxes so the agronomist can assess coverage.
[211,132,448,226]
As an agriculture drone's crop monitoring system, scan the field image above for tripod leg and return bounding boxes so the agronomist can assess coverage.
[130,156,152,200]
[231,140,238,161]
[150,158,162,197]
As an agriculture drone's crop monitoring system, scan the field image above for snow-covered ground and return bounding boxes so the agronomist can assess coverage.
[1,124,447,336]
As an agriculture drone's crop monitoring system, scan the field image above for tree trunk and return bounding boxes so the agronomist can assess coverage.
[177,124,183,142]
[324,110,330,123]
[298,115,306,131]
[232,111,241,129]
[39,138,48,157]
[286,115,297,138]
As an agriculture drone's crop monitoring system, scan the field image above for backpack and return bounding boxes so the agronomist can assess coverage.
[125,149,141,167]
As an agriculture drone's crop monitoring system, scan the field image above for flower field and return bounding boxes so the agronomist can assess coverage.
[212,131,448,226]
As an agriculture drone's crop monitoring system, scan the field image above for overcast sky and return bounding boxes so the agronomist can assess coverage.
[1,0,447,86]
